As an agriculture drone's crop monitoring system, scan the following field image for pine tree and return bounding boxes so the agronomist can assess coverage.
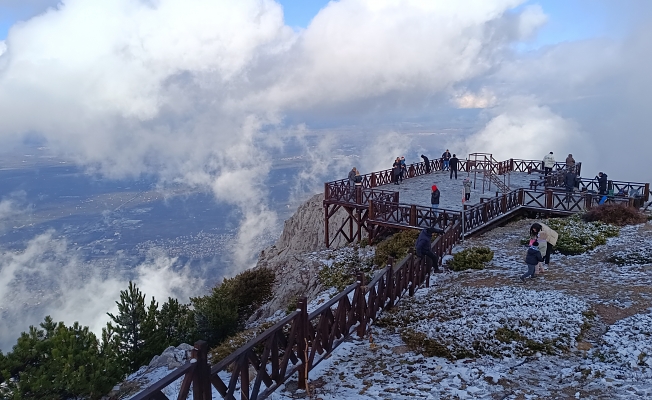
[0,317,125,400]
[108,281,148,372]
[159,297,196,346]
[141,296,164,364]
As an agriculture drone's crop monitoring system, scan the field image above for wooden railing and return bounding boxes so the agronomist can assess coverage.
[131,222,462,400]
[368,200,461,231]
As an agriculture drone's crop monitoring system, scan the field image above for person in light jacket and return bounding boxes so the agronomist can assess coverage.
[463,178,472,201]
[529,222,558,266]
[543,152,555,175]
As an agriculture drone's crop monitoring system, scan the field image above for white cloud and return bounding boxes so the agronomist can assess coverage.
[462,97,589,162]
[0,232,204,352]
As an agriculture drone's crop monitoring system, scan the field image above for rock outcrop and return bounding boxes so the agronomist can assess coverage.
[250,193,358,321]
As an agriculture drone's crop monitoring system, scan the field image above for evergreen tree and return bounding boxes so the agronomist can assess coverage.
[107,281,148,372]
[0,317,124,400]
[191,288,238,346]
[159,297,196,346]
[140,296,163,364]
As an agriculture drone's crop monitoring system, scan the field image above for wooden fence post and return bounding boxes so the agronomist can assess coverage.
[356,272,367,337]
[645,183,650,201]
[409,205,417,226]
[297,297,309,390]
[192,341,210,400]
[371,173,377,188]
[545,189,553,209]
[387,257,395,308]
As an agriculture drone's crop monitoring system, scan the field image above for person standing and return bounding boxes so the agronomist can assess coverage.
[521,241,544,282]
[442,150,451,171]
[597,172,608,195]
[543,151,555,175]
[564,169,577,202]
[463,178,472,201]
[529,222,558,266]
[565,154,575,170]
[392,158,402,185]
[421,154,431,173]
[449,154,459,180]
[400,156,407,182]
[431,185,440,216]
[415,227,445,273]
[348,167,357,186]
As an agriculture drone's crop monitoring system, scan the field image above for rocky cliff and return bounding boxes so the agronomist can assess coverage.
[250,193,356,321]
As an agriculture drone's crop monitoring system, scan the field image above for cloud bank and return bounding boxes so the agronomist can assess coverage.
[0,232,204,352]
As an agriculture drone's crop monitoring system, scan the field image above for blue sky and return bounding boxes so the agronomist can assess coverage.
[0,0,627,44]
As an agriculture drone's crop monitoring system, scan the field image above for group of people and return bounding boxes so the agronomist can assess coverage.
[441,150,460,179]
[521,222,558,281]
[392,157,407,185]
[543,151,577,175]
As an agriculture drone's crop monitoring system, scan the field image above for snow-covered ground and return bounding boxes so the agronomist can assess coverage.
[378,171,536,211]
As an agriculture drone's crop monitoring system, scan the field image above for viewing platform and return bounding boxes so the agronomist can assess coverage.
[324,154,650,247]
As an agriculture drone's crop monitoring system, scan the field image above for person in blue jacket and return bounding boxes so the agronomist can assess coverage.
[521,241,544,282]
[415,227,445,273]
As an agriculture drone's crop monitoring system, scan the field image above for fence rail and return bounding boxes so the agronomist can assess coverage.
[132,221,462,400]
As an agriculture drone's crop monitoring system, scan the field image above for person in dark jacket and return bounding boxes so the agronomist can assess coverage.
[431,185,440,216]
[564,170,576,202]
[415,227,445,273]
[521,241,544,282]
[421,154,431,173]
[449,154,459,180]
[442,150,451,170]
[400,156,407,182]
[596,172,608,195]
[392,158,401,185]
[348,167,357,186]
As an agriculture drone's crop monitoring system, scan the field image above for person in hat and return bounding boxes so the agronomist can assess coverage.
[431,184,440,216]
[415,226,445,273]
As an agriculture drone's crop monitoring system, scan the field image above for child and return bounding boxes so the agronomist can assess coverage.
[522,241,543,282]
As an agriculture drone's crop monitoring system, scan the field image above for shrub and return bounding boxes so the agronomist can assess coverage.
[373,229,422,267]
[607,249,652,266]
[209,322,275,363]
[319,249,375,291]
[192,267,276,345]
[523,216,620,255]
[447,246,494,271]
[582,204,647,226]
